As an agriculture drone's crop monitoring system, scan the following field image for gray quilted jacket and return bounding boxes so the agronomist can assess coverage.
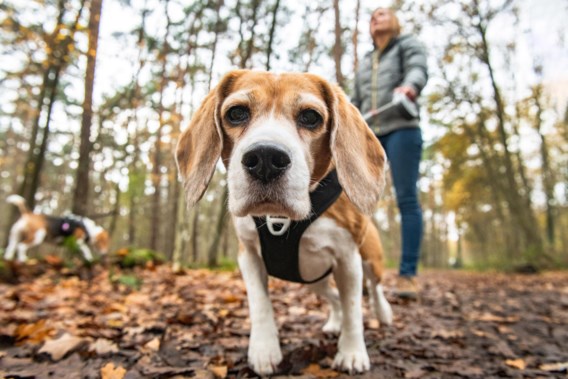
[352,34,428,136]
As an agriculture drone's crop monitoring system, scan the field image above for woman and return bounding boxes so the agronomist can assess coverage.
[352,7,428,299]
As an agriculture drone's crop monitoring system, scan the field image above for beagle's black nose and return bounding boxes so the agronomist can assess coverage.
[242,143,291,184]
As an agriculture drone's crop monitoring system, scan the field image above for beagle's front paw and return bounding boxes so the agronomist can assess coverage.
[248,338,282,375]
[332,349,371,374]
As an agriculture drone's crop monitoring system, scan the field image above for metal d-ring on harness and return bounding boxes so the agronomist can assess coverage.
[253,170,343,284]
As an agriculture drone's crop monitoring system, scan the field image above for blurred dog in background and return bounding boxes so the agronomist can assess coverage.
[4,195,109,262]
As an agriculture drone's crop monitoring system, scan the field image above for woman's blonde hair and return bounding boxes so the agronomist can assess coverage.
[371,8,401,38]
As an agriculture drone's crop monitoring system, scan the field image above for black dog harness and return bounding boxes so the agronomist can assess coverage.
[253,170,343,284]
[46,215,90,242]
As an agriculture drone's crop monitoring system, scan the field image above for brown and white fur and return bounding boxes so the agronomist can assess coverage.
[4,195,110,262]
[176,70,393,375]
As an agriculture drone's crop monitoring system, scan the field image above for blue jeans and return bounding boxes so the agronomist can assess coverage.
[378,128,423,277]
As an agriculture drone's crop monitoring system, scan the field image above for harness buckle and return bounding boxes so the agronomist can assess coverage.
[266,215,291,236]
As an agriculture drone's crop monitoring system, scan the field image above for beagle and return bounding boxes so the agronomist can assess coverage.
[4,195,110,262]
[176,70,392,375]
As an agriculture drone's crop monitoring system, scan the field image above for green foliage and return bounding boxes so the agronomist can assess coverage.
[114,274,142,290]
[115,247,165,268]
[187,256,238,272]
[108,266,142,290]
[62,236,81,255]
[214,257,239,271]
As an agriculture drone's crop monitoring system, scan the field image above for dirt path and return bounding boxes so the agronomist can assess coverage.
[1,265,567,378]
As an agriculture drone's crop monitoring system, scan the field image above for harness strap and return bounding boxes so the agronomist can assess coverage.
[253,170,343,284]
[47,215,90,242]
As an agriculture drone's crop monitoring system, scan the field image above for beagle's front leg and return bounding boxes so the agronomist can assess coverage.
[333,251,370,373]
[238,247,282,375]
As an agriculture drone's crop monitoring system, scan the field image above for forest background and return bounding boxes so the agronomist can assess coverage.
[0,0,567,271]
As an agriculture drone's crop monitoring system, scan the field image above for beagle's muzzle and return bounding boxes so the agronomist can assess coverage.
[176,70,392,375]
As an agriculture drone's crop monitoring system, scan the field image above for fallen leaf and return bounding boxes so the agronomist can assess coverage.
[505,358,526,370]
[288,306,305,315]
[209,365,228,378]
[539,361,568,372]
[367,319,380,329]
[302,363,339,378]
[405,368,427,378]
[144,337,160,351]
[218,309,230,318]
[15,320,54,345]
[101,362,127,379]
[472,312,519,323]
[125,292,150,306]
[222,294,241,303]
[114,248,129,257]
[60,277,81,288]
[44,255,63,266]
[431,329,464,339]
[192,369,216,379]
[105,303,128,314]
[39,333,85,361]
[89,338,119,355]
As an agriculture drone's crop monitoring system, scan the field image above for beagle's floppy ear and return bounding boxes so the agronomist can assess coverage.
[328,84,387,215]
[175,70,245,207]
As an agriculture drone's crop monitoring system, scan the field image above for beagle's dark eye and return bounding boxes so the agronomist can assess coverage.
[297,109,322,129]
[226,106,250,125]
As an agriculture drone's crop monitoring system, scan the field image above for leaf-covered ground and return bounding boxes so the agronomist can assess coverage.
[1,262,567,378]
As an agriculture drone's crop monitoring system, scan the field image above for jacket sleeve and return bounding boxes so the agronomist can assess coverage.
[400,36,428,95]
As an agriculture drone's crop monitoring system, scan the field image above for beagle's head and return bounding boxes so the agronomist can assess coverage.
[82,218,110,255]
[176,70,386,220]
[93,229,110,255]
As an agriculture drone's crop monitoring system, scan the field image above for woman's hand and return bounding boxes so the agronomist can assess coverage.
[394,86,417,101]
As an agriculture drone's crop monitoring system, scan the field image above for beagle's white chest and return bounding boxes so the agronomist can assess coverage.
[234,216,357,283]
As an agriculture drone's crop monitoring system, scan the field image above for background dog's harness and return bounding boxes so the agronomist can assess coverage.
[253,170,342,284]
[46,215,90,242]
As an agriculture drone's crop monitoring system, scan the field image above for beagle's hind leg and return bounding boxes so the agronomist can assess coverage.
[360,224,393,326]
[4,220,25,260]
[363,268,393,326]
[4,233,19,260]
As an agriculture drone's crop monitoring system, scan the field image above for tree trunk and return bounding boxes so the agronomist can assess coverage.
[150,0,172,252]
[165,175,181,259]
[442,68,515,255]
[191,203,200,263]
[265,0,281,71]
[351,0,360,73]
[170,2,207,263]
[109,182,120,238]
[18,67,51,209]
[332,0,345,88]
[236,0,261,69]
[73,0,103,216]
[172,183,189,273]
[475,17,542,252]
[207,0,224,90]
[207,186,229,267]
[532,84,555,245]
[297,4,326,72]
[126,7,148,247]
[29,67,62,209]
[18,0,67,208]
